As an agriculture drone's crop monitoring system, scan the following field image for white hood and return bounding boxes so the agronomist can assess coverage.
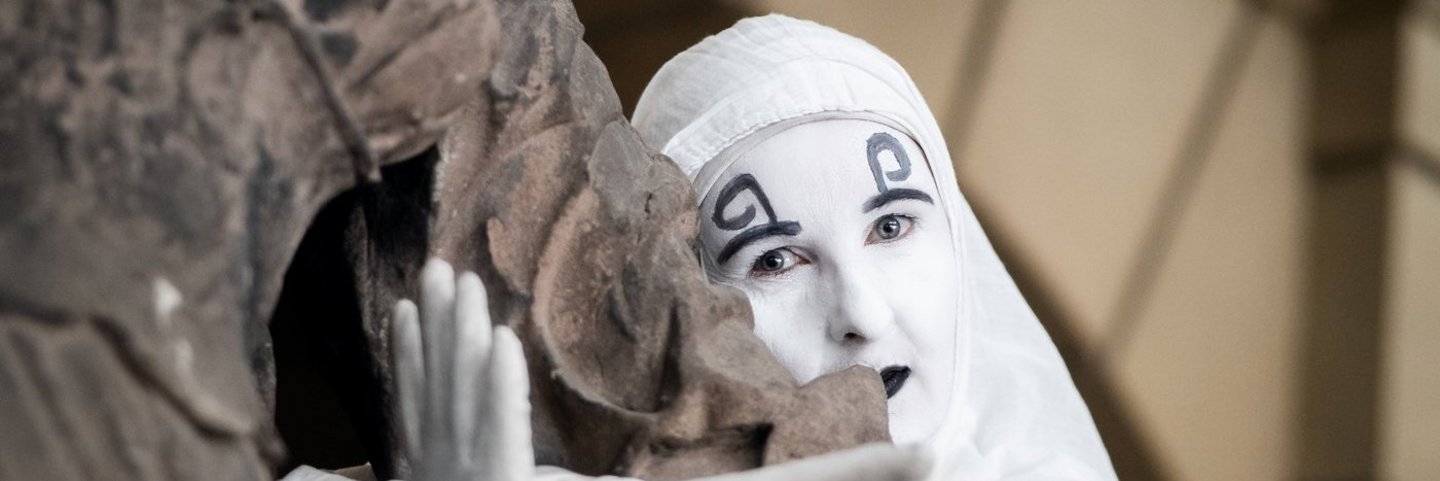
[632,14,1117,481]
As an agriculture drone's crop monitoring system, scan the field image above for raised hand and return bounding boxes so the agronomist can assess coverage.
[391,259,532,481]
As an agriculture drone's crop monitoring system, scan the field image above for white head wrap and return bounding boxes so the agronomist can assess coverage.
[633,14,1116,481]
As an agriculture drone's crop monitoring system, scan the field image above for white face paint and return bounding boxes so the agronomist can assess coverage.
[698,118,958,444]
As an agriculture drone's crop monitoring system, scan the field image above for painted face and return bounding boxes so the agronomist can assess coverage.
[697,119,958,444]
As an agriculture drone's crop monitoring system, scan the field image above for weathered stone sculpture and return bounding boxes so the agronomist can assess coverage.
[0,0,887,479]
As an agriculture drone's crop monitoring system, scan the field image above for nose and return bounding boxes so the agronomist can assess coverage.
[827,265,895,344]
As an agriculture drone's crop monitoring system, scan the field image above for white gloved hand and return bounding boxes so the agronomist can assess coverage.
[388,258,931,481]
[391,259,532,481]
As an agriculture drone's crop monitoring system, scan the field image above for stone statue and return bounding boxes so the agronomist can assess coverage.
[0,0,898,479]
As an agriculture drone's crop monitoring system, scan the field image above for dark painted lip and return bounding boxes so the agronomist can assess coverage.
[880,365,911,399]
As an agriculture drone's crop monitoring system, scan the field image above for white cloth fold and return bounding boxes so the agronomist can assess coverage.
[633,14,1116,481]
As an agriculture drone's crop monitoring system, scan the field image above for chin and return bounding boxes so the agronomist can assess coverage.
[889,416,931,445]
[886,391,940,444]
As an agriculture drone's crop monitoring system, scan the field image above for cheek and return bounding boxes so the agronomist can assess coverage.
[881,231,960,358]
[735,282,833,383]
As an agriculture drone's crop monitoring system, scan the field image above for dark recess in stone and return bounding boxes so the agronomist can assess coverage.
[271,147,439,478]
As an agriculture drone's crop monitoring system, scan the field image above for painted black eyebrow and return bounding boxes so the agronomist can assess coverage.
[710,173,803,264]
[862,188,934,213]
[715,222,801,264]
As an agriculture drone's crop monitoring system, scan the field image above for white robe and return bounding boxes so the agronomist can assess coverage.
[633,14,1117,481]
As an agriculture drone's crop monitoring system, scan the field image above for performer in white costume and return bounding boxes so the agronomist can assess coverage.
[632,14,1117,481]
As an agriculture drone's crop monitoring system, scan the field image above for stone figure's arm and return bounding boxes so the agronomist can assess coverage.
[283,259,929,481]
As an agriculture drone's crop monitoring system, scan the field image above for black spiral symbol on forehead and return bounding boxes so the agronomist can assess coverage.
[712,174,801,263]
[867,132,912,191]
[864,132,932,212]
[712,174,771,230]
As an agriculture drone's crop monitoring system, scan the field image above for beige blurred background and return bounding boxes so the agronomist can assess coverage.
[572,1,1440,480]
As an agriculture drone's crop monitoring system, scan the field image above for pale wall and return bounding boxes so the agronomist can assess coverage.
[1383,158,1440,481]
[1111,16,1306,481]
[1380,8,1440,481]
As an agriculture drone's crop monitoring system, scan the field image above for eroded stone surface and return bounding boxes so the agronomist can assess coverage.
[0,0,887,479]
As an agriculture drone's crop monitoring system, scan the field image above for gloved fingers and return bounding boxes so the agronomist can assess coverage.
[691,443,932,481]
[452,271,492,460]
[419,258,458,449]
[483,325,534,480]
[390,298,424,461]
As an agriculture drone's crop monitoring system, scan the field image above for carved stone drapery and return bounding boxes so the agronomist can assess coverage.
[0,0,886,480]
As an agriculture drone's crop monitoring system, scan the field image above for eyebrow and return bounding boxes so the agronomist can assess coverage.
[862,188,934,213]
[716,222,801,264]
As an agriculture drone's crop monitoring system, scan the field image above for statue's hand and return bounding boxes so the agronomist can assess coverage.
[391,258,532,481]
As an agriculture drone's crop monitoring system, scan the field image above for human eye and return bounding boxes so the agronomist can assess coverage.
[749,247,808,277]
[865,214,916,245]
